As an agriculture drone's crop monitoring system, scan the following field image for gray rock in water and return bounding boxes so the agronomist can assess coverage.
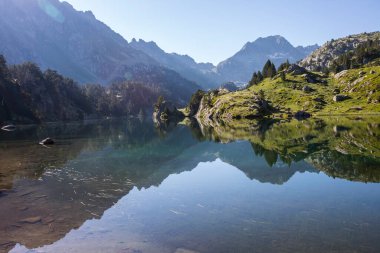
[333,94,350,102]
[19,216,42,224]
[1,124,16,131]
[39,138,55,145]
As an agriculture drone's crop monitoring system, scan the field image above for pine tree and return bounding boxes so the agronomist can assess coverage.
[257,71,263,82]
[0,55,8,79]
[270,63,277,77]
[249,72,258,87]
[262,60,272,78]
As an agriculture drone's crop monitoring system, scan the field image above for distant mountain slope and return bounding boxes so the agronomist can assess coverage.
[130,39,221,89]
[0,0,200,103]
[300,31,380,71]
[0,0,153,84]
[216,35,319,82]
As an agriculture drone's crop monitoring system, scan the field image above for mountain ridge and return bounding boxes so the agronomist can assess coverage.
[216,35,319,82]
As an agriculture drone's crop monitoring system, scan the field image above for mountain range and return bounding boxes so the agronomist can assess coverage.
[216,36,319,82]
[0,0,319,91]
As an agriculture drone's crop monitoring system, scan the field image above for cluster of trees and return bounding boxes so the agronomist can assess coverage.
[329,39,380,73]
[248,59,289,87]
[0,55,166,123]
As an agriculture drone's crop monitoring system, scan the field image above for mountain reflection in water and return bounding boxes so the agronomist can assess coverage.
[0,117,379,253]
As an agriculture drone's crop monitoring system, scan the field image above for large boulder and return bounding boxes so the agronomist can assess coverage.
[286,64,308,75]
[333,94,351,102]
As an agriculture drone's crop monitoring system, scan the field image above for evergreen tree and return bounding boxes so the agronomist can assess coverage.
[262,60,272,78]
[257,71,263,82]
[277,59,290,72]
[280,71,286,81]
[248,72,258,87]
[270,62,277,77]
[262,60,277,78]
[0,55,8,79]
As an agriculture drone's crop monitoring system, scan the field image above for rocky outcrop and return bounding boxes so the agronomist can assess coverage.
[153,100,184,124]
[286,64,308,75]
[195,91,273,126]
[300,32,380,71]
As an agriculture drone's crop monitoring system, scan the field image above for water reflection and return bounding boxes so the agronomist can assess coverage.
[0,117,379,253]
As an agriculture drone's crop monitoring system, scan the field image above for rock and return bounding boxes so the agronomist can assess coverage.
[304,73,318,83]
[333,125,350,133]
[359,71,366,76]
[1,124,16,131]
[313,97,325,103]
[302,85,313,93]
[370,70,376,74]
[334,70,348,79]
[286,64,308,75]
[294,111,311,120]
[333,94,350,102]
[153,100,184,124]
[19,216,42,224]
[349,106,362,111]
[333,88,340,94]
[39,138,55,145]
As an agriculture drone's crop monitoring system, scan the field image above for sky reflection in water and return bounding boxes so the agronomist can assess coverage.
[1,118,379,253]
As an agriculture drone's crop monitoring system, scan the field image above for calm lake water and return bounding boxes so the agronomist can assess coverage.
[0,117,379,253]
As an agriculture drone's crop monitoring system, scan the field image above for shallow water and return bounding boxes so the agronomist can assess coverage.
[0,118,379,253]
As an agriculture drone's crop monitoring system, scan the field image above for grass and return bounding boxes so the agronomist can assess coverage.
[197,65,380,123]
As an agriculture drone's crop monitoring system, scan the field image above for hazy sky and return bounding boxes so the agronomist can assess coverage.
[61,0,380,64]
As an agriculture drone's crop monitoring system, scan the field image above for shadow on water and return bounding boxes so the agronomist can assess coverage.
[0,116,379,252]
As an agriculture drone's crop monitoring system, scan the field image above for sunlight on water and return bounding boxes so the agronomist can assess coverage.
[38,0,65,23]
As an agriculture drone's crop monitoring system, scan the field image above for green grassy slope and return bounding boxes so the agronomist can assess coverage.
[196,65,380,123]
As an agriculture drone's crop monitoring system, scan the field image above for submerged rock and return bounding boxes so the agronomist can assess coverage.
[1,124,16,131]
[39,138,55,145]
[19,216,42,224]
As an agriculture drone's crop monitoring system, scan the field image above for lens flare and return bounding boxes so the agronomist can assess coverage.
[37,0,65,23]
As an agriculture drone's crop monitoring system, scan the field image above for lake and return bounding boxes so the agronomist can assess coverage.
[0,117,379,253]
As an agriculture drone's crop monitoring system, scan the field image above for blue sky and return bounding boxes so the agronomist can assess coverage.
[61,0,380,64]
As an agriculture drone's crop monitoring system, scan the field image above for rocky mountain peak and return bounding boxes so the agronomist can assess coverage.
[216,35,319,82]
[299,31,380,71]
